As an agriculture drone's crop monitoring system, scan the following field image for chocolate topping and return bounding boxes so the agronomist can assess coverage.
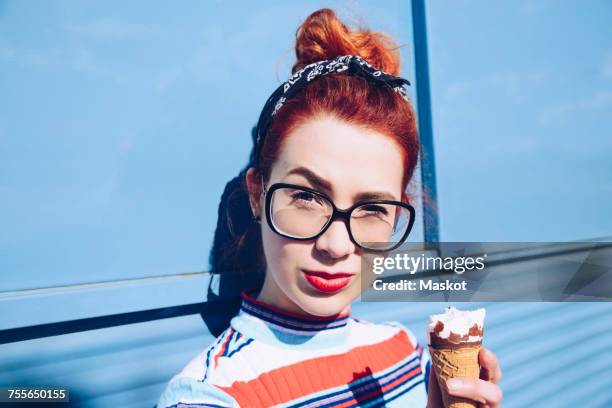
[429,322,484,348]
[433,321,445,335]
[430,333,482,348]
[468,323,481,337]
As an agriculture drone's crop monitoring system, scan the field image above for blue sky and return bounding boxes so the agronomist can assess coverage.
[1,0,610,291]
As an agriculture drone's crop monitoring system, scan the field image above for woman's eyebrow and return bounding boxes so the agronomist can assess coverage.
[285,166,398,201]
[285,166,332,192]
[354,191,397,201]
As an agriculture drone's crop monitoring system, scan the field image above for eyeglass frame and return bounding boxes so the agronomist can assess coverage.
[261,182,416,252]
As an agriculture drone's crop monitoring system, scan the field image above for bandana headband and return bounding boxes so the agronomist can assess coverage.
[252,54,411,165]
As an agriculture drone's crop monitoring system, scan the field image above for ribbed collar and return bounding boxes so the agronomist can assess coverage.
[240,288,351,332]
[229,288,352,348]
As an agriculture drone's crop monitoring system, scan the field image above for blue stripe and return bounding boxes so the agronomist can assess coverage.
[318,376,424,408]
[226,337,254,358]
[241,305,348,332]
[202,345,214,381]
[343,363,423,408]
[288,354,421,407]
[201,329,231,381]
[361,379,425,408]
[241,302,349,326]
[241,299,349,326]
[424,359,431,394]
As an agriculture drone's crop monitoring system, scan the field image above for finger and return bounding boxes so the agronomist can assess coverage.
[426,365,443,408]
[479,348,502,384]
[446,378,503,406]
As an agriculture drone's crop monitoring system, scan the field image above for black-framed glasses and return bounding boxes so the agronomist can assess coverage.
[263,182,415,252]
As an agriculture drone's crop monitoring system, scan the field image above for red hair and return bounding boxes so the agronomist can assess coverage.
[257,8,419,201]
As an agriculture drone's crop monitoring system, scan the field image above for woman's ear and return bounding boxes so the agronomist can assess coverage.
[245,167,262,219]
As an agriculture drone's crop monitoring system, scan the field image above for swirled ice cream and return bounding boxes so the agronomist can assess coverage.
[426,306,486,348]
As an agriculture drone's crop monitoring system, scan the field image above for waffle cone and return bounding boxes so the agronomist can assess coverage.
[429,344,481,408]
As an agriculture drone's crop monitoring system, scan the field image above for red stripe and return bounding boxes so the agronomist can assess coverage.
[214,328,234,368]
[218,329,416,407]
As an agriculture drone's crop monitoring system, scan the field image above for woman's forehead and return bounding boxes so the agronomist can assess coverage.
[272,117,405,197]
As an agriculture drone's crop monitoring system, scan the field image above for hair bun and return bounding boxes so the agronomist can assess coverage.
[293,8,401,76]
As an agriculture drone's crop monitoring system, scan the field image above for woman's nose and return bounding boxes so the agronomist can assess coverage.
[315,219,356,259]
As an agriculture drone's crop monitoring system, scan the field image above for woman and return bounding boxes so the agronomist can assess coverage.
[158,8,502,408]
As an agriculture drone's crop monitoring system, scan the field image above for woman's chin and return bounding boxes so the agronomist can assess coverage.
[293,289,353,317]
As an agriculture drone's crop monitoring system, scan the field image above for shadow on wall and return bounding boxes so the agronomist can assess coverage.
[203,269,263,337]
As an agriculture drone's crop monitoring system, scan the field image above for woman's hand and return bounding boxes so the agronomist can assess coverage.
[427,347,503,408]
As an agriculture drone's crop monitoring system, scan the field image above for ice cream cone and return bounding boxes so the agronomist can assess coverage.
[429,344,481,408]
[426,307,486,408]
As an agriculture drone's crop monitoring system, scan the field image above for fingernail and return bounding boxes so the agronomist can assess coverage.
[446,378,465,392]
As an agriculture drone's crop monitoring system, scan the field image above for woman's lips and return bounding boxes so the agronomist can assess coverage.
[302,270,354,293]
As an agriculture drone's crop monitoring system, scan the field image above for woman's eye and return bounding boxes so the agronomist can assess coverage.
[291,191,315,201]
[357,205,389,216]
[290,191,323,206]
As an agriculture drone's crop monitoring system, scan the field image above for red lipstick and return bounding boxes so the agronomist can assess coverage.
[302,270,354,293]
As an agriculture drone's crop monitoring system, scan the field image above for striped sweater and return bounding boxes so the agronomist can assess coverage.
[157,289,431,408]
